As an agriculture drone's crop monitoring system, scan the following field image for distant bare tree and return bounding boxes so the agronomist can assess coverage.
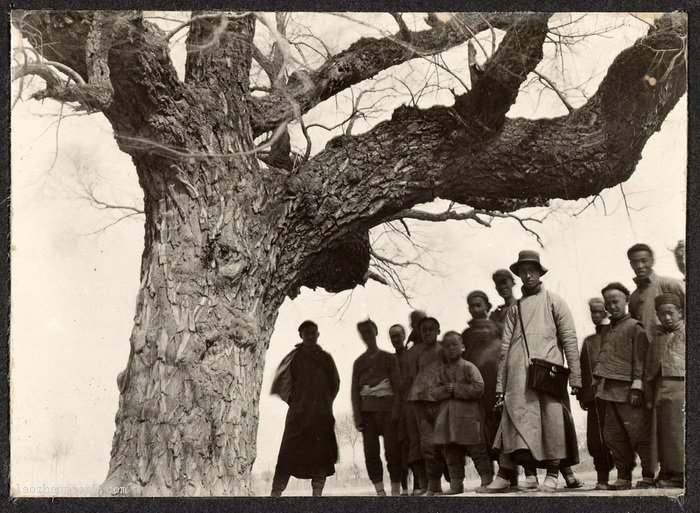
[335,412,361,466]
[48,435,74,482]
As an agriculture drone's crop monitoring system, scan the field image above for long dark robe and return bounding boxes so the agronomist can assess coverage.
[272,343,340,478]
[462,318,502,458]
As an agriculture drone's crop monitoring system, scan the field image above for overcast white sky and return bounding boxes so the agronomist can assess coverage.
[10,12,685,494]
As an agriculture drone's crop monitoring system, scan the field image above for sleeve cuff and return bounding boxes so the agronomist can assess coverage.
[631,379,643,390]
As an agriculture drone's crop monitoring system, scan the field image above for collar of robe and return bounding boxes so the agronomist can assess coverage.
[521,282,543,296]
[610,313,631,326]
[633,271,655,286]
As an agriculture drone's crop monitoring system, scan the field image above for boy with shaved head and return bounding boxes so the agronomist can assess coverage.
[645,293,685,488]
[579,298,615,489]
[595,283,654,490]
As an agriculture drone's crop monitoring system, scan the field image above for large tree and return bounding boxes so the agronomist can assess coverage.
[11,10,686,495]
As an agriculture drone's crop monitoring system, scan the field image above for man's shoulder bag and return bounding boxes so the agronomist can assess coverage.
[517,300,570,400]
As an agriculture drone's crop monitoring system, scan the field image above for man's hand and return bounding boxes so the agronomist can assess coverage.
[578,400,588,411]
[630,389,644,407]
[494,392,504,412]
[570,386,581,396]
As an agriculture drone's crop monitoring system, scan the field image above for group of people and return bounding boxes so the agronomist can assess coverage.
[268,243,685,497]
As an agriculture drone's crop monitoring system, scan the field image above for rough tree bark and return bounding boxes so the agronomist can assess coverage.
[12,10,687,495]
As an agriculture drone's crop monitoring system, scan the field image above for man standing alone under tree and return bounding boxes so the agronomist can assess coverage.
[352,320,403,496]
[270,321,340,497]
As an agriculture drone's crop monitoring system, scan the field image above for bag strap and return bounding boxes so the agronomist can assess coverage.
[516,299,531,362]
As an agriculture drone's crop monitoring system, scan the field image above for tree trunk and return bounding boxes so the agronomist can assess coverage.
[103,143,288,495]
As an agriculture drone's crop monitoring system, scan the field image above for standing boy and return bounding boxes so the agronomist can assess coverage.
[594,283,654,490]
[489,269,518,331]
[461,291,501,463]
[579,298,615,489]
[407,316,444,495]
[389,324,414,495]
[645,293,685,488]
[351,320,403,496]
[432,331,494,494]
[404,311,429,494]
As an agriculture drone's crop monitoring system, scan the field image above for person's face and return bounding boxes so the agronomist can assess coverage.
[518,262,542,289]
[468,297,489,320]
[442,334,464,360]
[603,290,628,320]
[494,278,514,300]
[657,303,682,331]
[389,327,405,349]
[420,320,440,345]
[410,312,425,331]
[300,326,319,344]
[358,324,377,345]
[629,250,654,279]
[589,304,608,326]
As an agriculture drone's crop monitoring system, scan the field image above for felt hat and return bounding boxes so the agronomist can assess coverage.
[654,293,682,309]
[509,250,548,276]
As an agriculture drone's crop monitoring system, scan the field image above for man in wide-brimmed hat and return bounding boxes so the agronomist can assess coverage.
[479,250,582,493]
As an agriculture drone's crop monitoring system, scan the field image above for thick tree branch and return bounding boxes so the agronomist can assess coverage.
[453,13,551,134]
[185,11,255,95]
[16,10,187,131]
[280,12,686,295]
[250,12,524,136]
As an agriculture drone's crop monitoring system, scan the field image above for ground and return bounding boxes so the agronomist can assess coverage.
[263,470,684,498]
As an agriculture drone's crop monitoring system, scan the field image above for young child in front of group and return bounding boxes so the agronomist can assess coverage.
[431,331,494,495]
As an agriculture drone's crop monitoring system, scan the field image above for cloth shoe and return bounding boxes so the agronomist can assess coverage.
[518,474,539,491]
[411,488,427,496]
[656,479,681,489]
[373,481,386,496]
[538,475,558,492]
[608,479,632,490]
[565,476,585,489]
[444,479,464,495]
[424,480,442,495]
[476,475,511,493]
[635,477,656,489]
[594,482,611,490]
[390,482,401,496]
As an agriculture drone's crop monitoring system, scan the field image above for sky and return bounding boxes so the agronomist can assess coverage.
[9,12,685,494]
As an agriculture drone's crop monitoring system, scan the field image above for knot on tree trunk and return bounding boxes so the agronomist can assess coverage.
[296,230,371,295]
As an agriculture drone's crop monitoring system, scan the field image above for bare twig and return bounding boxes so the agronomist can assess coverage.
[533,70,575,113]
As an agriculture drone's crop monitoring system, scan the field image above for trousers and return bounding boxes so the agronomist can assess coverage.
[361,410,403,483]
[443,443,494,481]
[603,401,654,480]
